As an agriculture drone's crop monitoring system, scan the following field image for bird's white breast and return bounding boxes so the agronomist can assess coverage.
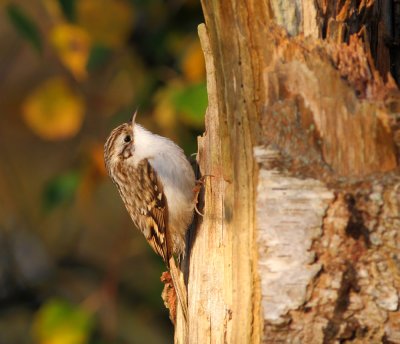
[130,125,195,252]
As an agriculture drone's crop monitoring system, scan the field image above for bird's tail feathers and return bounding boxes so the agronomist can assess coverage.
[169,256,188,323]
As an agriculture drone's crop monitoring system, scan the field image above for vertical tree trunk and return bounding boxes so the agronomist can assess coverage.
[175,1,400,343]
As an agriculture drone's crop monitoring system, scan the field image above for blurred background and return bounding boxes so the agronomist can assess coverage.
[0,0,205,343]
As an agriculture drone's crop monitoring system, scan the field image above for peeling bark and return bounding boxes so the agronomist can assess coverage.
[254,146,334,326]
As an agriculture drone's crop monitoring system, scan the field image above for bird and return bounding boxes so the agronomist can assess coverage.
[104,110,195,321]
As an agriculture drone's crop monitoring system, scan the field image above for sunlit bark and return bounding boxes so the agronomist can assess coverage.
[175,1,400,343]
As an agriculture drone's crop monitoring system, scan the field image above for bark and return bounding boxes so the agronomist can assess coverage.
[175,1,400,343]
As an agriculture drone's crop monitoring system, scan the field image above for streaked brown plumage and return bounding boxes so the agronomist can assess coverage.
[104,113,195,321]
[115,157,171,265]
[104,117,195,263]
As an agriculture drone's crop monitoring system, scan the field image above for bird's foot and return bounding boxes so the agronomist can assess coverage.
[193,175,213,217]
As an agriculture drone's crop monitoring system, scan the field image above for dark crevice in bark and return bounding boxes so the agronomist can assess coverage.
[323,263,360,344]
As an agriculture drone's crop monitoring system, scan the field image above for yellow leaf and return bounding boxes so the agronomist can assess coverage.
[181,40,205,83]
[50,24,91,80]
[32,299,93,344]
[77,0,134,47]
[41,329,87,344]
[22,77,85,140]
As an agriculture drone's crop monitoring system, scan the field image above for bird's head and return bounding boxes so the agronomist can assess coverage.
[104,110,138,176]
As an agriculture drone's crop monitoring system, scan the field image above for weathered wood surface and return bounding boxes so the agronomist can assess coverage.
[177,1,400,343]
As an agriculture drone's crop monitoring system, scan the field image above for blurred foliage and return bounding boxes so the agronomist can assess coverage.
[50,23,91,80]
[6,3,43,52]
[57,0,75,22]
[0,0,205,343]
[32,299,94,344]
[77,0,134,48]
[22,77,85,140]
[43,170,81,211]
[172,82,207,127]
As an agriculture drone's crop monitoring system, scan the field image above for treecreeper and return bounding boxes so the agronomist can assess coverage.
[104,110,196,323]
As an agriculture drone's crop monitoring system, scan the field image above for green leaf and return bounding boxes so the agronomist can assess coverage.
[171,82,207,128]
[6,4,42,53]
[58,0,76,22]
[43,171,80,210]
[86,44,113,72]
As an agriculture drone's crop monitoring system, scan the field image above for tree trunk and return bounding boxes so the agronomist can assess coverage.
[175,1,400,343]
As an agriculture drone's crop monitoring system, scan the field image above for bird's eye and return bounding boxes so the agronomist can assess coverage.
[124,135,131,143]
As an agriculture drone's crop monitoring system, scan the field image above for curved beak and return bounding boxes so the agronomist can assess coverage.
[131,108,138,126]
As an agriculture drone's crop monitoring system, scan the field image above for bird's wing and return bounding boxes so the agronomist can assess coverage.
[137,159,171,266]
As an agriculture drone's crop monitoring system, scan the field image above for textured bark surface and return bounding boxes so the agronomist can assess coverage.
[176,0,400,343]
